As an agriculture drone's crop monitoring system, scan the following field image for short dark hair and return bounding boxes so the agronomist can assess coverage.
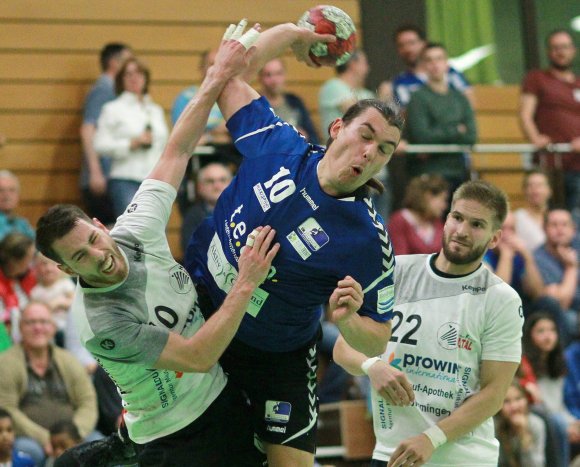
[403,174,449,216]
[451,180,509,230]
[115,57,150,95]
[393,24,426,43]
[420,42,447,59]
[36,204,92,264]
[100,43,129,72]
[545,29,573,47]
[0,407,12,421]
[326,99,404,194]
[49,420,82,441]
[0,232,34,266]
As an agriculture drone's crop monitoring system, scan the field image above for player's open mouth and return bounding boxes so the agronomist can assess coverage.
[102,256,114,274]
[351,166,362,176]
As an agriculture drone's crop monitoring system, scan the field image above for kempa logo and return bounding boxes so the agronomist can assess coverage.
[462,285,486,293]
[100,339,115,350]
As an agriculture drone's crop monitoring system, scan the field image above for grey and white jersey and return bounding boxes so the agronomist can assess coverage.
[372,254,523,466]
[72,179,226,444]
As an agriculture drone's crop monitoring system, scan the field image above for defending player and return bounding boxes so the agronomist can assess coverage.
[334,181,524,467]
[35,24,280,466]
[185,21,403,466]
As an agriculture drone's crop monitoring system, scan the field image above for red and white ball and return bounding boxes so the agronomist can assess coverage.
[297,5,357,67]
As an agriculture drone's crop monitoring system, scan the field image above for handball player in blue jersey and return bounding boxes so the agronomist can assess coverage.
[185,20,404,466]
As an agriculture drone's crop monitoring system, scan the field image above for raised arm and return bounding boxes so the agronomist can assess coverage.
[147,23,259,190]
[218,22,334,121]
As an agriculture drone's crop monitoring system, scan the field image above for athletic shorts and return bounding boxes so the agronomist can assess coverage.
[134,382,264,466]
[219,333,320,454]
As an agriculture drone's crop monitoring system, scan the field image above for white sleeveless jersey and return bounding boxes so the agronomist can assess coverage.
[372,254,523,465]
[72,179,226,444]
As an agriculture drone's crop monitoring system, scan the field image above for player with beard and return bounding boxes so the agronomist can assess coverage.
[334,180,524,466]
[519,29,580,214]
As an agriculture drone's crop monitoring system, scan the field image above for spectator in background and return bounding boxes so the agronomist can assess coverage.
[94,57,169,219]
[389,24,473,109]
[534,209,579,346]
[565,324,580,421]
[319,49,374,136]
[180,162,232,254]
[406,42,477,194]
[171,49,229,144]
[495,379,546,467]
[484,211,545,314]
[0,301,98,465]
[30,253,75,347]
[519,29,580,218]
[171,49,241,236]
[514,168,552,252]
[521,313,580,467]
[0,408,34,467]
[46,420,82,466]
[0,171,34,242]
[0,233,36,343]
[80,43,132,226]
[318,49,393,221]
[388,174,448,254]
[258,58,320,144]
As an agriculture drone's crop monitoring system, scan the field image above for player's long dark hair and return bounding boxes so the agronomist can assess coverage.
[522,312,567,379]
[325,99,404,194]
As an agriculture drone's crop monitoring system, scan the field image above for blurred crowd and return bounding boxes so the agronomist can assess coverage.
[0,21,578,467]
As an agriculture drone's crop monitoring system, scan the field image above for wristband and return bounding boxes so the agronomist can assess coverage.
[361,356,381,375]
[423,425,447,449]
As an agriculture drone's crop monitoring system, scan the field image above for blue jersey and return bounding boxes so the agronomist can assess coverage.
[185,97,395,352]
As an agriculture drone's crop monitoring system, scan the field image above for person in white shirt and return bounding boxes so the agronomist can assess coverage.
[334,180,524,466]
[94,58,169,219]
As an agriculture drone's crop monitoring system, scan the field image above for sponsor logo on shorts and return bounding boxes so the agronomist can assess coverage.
[100,339,115,350]
[253,183,271,212]
[169,264,193,294]
[298,218,329,252]
[265,401,291,424]
[266,425,287,433]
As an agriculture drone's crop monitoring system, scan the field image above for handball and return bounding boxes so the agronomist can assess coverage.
[297,5,357,66]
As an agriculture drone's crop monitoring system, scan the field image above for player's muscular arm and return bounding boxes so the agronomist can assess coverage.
[155,227,279,372]
[329,276,391,356]
[388,360,518,467]
[218,23,334,121]
[334,335,414,406]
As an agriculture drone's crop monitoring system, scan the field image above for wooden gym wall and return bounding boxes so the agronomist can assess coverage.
[0,1,526,260]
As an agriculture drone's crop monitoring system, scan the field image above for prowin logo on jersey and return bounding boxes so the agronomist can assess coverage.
[265,401,292,424]
[169,264,193,294]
